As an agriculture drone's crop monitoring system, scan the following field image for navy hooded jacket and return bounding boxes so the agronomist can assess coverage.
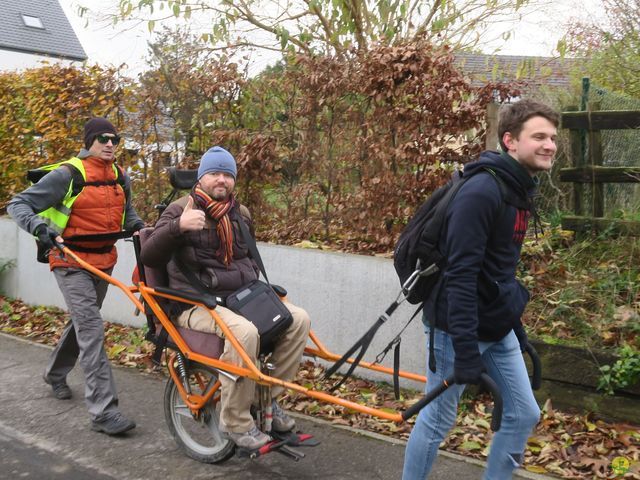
[427,150,537,372]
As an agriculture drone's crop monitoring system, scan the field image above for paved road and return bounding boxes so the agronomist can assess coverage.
[0,427,114,480]
[0,333,552,480]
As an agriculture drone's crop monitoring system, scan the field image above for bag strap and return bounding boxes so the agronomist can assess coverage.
[236,213,271,285]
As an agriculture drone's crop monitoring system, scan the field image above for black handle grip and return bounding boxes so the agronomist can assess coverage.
[53,238,66,259]
[402,373,503,432]
[402,376,453,421]
[271,284,288,297]
[524,342,542,390]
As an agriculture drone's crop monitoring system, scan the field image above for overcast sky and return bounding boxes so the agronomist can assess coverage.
[59,0,604,78]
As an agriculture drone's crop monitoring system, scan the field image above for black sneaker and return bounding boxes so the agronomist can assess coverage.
[43,375,72,400]
[51,382,72,400]
[91,413,136,436]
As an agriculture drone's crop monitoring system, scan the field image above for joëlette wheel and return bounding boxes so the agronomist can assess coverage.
[164,364,235,463]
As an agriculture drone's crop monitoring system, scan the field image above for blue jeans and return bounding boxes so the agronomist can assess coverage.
[402,327,540,480]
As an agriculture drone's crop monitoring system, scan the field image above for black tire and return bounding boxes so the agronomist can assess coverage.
[164,364,235,463]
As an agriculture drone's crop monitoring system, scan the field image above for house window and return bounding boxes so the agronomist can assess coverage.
[22,14,45,29]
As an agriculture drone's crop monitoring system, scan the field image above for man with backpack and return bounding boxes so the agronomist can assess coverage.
[140,146,311,450]
[402,100,559,479]
[7,117,144,435]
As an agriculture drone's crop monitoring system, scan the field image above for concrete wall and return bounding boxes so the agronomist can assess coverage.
[0,217,427,389]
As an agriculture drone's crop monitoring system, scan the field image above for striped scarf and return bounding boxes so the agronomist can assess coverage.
[193,186,235,266]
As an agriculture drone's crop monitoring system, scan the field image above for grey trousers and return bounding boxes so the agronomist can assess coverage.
[44,267,119,421]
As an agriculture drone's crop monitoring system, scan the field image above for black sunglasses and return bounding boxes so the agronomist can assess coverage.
[96,134,121,145]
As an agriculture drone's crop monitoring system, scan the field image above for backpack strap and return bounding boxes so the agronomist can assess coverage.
[481,167,507,217]
[64,164,86,197]
[114,164,128,201]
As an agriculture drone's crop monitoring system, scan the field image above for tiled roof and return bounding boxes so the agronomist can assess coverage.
[454,52,581,89]
[0,0,87,61]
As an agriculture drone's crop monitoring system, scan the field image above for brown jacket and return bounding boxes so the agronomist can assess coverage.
[140,194,259,304]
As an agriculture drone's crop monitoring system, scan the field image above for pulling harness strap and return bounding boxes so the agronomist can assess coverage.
[63,230,136,242]
[373,302,424,399]
[324,301,399,392]
[323,264,433,392]
[60,230,137,254]
[65,244,114,254]
[393,340,401,399]
[324,314,388,393]
[324,265,432,391]
[429,317,437,373]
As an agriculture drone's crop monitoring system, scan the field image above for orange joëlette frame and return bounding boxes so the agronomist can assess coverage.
[61,246,427,424]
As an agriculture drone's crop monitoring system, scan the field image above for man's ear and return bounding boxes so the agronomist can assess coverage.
[502,132,517,151]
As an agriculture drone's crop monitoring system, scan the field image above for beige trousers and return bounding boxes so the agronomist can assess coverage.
[177,301,311,432]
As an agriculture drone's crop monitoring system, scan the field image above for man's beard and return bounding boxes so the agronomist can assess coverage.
[210,187,229,201]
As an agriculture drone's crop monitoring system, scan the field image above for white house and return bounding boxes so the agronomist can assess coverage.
[0,0,87,71]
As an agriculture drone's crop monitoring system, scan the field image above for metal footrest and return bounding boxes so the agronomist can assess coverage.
[235,431,320,461]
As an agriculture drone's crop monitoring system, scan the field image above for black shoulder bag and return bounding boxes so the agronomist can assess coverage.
[226,216,293,354]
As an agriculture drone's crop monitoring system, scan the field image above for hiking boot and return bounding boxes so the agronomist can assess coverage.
[271,400,295,433]
[43,375,72,400]
[91,412,136,436]
[223,424,270,449]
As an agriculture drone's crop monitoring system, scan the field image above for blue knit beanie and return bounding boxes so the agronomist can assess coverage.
[197,146,237,180]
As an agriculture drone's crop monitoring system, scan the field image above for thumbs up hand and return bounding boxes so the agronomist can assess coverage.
[179,196,206,232]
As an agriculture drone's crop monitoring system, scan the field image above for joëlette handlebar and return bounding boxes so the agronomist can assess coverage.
[401,373,503,432]
[525,342,542,391]
[53,238,66,257]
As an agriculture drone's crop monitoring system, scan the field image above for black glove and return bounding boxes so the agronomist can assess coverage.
[453,354,485,385]
[34,224,59,250]
[513,323,528,353]
[132,221,146,232]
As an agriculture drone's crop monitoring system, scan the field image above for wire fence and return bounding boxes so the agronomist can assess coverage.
[536,83,640,221]
[589,85,640,218]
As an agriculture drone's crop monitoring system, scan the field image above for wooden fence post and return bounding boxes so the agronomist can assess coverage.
[567,105,585,217]
[485,102,499,151]
[587,102,604,218]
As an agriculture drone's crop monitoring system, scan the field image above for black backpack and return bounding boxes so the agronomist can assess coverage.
[393,168,502,304]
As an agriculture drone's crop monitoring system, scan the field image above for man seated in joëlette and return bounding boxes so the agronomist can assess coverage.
[140,146,311,450]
